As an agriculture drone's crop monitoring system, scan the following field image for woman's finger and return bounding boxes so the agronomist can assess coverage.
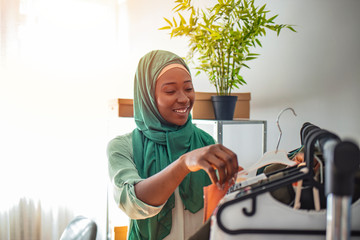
[214,145,238,181]
[219,144,239,171]
[212,151,234,183]
[197,159,219,185]
[205,154,227,185]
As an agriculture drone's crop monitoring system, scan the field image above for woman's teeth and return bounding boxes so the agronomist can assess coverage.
[174,108,187,113]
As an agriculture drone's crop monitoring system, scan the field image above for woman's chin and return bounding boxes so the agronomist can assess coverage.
[171,113,189,126]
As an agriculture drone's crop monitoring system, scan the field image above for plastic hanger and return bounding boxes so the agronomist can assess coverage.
[275,107,297,153]
[241,107,298,175]
[242,150,297,174]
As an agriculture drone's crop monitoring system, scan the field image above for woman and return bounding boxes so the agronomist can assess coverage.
[107,50,238,239]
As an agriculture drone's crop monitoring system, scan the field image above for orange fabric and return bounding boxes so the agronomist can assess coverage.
[203,167,244,222]
[203,182,231,222]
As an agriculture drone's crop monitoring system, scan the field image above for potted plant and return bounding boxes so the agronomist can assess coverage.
[160,0,296,119]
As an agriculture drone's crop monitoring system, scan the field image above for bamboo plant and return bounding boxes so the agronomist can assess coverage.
[160,0,296,95]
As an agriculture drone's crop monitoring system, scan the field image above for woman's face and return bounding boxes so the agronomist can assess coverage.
[155,67,195,126]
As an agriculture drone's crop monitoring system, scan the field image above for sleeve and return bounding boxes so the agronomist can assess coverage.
[107,132,165,219]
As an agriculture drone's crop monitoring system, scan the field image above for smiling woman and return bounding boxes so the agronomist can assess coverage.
[107,50,239,240]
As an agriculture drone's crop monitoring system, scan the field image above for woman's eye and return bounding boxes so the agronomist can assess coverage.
[186,87,193,91]
[165,90,175,94]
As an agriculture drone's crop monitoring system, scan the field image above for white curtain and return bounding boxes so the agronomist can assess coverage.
[0,0,130,239]
[0,198,74,240]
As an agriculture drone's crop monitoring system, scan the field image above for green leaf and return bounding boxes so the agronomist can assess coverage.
[255,38,262,47]
[172,3,182,12]
[261,28,266,36]
[239,78,247,84]
[237,74,244,80]
[245,56,257,61]
[244,0,248,9]
[267,14,278,23]
[287,25,297,32]
[258,4,266,13]
[164,17,173,27]
[179,13,187,25]
[158,26,171,30]
[242,63,250,69]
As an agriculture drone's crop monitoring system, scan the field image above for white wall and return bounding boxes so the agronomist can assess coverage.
[119,0,360,151]
[243,0,360,151]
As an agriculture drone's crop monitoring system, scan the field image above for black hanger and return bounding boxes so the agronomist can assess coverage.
[216,165,310,235]
[214,122,360,237]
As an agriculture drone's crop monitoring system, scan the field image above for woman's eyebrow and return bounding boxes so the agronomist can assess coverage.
[161,80,192,87]
[161,82,176,87]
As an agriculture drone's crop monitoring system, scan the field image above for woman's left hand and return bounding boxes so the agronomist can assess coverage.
[134,144,239,206]
[179,144,239,187]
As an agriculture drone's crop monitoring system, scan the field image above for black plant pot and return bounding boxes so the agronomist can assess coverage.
[211,95,238,120]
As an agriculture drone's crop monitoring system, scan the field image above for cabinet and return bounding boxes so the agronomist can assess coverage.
[193,120,267,170]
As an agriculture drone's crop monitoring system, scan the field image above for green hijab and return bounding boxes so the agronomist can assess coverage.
[130,50,214,240]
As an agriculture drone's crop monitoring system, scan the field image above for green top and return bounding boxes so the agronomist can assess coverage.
[109,50,215,239]
[107,132,165,217]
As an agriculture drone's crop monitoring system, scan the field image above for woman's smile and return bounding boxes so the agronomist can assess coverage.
[173,106,189,114]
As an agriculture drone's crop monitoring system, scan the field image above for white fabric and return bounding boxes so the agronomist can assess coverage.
[163,188,204,240]
[0,198,75,240]
[210,192,360,240]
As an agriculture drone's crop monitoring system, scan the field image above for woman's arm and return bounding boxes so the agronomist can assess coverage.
[135,144,238,206]
[108,134,165,219]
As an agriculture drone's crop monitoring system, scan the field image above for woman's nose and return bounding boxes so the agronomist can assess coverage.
[177,91,189,103]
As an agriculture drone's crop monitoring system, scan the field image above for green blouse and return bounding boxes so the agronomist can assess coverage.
[107,132,164,219]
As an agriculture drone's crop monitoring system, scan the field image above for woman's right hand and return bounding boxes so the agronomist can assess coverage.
[179,144,238,187]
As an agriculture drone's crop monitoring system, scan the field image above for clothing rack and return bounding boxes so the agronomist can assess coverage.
[211,122,360,240]
[302,122,359,239]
